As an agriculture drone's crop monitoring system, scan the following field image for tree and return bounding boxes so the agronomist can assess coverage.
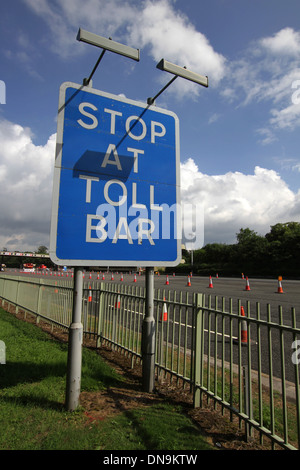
[236,228,259,245]
[236,228,268,275]
[175,223,300,277]
[265,222,300,276]
[265,222,300,242]
[36,245,48,254]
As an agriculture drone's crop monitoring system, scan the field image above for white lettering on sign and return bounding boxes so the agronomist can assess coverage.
[150,185,163,212]
[86,212,156,246]
[132,182,146,209]
[104,108,122,134]
[125,115,147,140]
[112,217,133,244]
[104,179,127,206]
[79,175,99,203]
[77,102,171,246]
[127,148,144,173]
[77,104,167,143]
[101,143,122,171]
[77,102,98,129]
[151,121,166,143]
[86,214,107,243]
[138,218,155,245]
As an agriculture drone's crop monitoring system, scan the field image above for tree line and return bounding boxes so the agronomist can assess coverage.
[170,222,300,279]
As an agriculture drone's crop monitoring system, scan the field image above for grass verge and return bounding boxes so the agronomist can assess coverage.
[0,307,212,451]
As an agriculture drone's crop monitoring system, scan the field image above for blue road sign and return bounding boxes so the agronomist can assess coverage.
[50,82,181,266]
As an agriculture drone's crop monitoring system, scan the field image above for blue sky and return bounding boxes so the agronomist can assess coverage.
[0,0,299,252]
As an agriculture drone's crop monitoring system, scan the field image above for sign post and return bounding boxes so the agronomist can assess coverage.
[50,28,210,408]
[142,267,155,392]
[65,267,83,411]
[50,31,208,405]
[50,42,209,406]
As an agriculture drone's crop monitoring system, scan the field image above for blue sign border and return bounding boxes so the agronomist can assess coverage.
[50,82,181,266]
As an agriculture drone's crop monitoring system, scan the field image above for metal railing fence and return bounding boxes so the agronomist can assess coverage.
[0,273,299,450]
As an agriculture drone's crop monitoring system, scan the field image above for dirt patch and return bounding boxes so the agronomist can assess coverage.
[81,387,164,422]
[86,346,268,450]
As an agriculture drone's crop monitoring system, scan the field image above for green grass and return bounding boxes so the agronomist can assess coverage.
[0,308,212,450]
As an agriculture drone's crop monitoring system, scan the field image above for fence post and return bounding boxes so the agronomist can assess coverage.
[193,293,203,408]
[96,282,104,349]
[15,276,21,314]
[243,365,250,441]
[36,279,44,324]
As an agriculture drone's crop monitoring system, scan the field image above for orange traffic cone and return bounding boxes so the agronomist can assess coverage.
[160,298,168,322]
[115,294,121,309]
[120,273,124,281]
[111,273,114,281]
[208,276,213,288]
[245,277,251,291]
[88,287,92,303]
[277,279,284,293]
[187,275,191,287]
[165,275,169,285]
[102,273,105,280]
[133,274,137,283]
[240,306,247,344]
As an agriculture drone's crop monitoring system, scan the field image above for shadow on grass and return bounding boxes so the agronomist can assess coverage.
[0,390,65,411]
[0,361,67,389]
[100,387,212,450]
[0,356,124,388]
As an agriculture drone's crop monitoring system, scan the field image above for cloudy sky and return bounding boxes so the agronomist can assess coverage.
[0,0,299,252]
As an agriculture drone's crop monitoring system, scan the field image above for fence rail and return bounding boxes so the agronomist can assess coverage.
[0,273,299,450]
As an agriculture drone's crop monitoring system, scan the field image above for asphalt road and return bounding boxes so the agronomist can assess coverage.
[85,272,300,318]
[9,269,300,319]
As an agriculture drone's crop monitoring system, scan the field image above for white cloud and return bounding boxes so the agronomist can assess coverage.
[23,0,138,58]
[269,101,300,130]
[181,158,300,247]
[222,27,300,141]
[208,113,221,124]
[260,27,300,57]
[0,119,55,251]
[22,0,226,99]
[129,0,226,95]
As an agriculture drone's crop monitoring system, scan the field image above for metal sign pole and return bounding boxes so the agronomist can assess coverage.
[142,267,156,392]
[65,266,83,411]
